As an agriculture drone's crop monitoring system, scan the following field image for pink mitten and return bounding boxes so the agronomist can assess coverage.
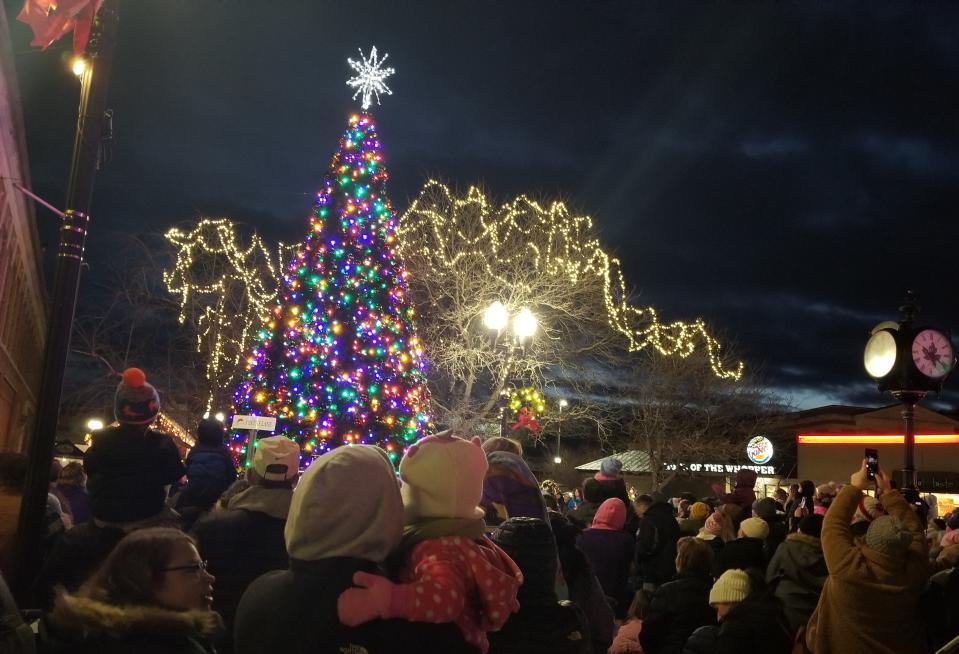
[337,571,416,626]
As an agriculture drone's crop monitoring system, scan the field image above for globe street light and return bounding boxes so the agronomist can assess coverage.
[513,307,538,341]
[214,412,226,423]
[71,56,88,77]
[483,300,509,332]
[86,418,104,431]
[483,301,539,437]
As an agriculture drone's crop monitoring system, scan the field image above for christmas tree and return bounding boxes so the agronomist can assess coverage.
[232,50,429,465]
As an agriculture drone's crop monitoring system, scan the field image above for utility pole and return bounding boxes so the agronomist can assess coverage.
[13,0,120,602]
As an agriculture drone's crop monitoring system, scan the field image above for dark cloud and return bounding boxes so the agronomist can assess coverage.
[6,0,959,411]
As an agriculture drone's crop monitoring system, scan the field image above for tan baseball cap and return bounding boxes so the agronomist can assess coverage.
[252,436,301,481]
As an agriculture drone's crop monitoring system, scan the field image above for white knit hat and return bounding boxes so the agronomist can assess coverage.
[739,516,770,541]
[709,569,751,605]
[399,431,488,521]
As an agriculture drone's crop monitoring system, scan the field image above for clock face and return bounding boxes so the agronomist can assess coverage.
[864,330,897,378]
[912,329,954,379]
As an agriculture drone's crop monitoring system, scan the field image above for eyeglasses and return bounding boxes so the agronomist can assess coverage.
[163,560,209,575]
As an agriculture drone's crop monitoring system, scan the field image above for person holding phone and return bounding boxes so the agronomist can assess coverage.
[788,481,816,533]
[803,461,929,654]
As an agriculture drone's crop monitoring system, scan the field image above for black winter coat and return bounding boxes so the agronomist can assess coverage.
[763,518,788,562]
[32,521,126,610]
[577,527,634,618]
[639,573,714,654]
[681,625,716,654]
[715,537,765,576]
[567,501,601,529]
[765,532,827,634]
[922,567,959,652]
[635,502,680,585]
[711,599,792,654]
[191,501,290,653]
[488,600,590,654]
[548,511,615,654]
[84,425,185,522]
[234,557,479,654]
[490,517,592,654]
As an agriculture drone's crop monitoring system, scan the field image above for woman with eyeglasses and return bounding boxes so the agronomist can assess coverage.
[41,527,222,653]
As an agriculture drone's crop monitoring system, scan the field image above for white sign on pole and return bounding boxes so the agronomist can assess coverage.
[231,415,277,431]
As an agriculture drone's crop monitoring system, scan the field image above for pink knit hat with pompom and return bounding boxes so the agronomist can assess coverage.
[704,511,723,536]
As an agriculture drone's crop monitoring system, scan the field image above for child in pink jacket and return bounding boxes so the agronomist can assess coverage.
[609,590,651,653]
[338,432,523,653]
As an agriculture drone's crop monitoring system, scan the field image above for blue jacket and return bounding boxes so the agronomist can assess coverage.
[177,444,237,511]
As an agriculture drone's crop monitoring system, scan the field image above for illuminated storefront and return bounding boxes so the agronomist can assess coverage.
[788,404,959,514]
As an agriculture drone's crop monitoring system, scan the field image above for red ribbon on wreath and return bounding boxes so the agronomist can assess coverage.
[510,407,541,434]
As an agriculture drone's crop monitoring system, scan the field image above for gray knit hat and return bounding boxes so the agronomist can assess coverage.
[598,457,623,479]
[864,514,913,558]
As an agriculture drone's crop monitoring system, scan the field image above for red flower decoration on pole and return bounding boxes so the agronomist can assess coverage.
[17,0,103,55]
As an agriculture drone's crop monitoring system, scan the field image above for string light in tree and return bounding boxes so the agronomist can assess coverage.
[156,413,196,448]
[346,46,395,110]
[233,50,430,465]
[399,182,743,380]
[164,219,296,410]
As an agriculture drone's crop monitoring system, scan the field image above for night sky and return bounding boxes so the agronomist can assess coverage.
[6,1,959,411]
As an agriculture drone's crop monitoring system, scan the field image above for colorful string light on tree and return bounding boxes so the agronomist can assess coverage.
[232,111,431,465]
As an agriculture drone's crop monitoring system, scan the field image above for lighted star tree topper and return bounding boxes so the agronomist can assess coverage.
[233,47,429,464]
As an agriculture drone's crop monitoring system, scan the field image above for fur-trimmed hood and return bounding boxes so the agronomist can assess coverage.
[50,592,223,642]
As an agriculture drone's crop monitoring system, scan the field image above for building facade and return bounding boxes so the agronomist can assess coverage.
[786,404,959,516]
[0,9,47,453]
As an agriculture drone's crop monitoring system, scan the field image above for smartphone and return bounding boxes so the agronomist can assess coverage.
[865,448,879,481]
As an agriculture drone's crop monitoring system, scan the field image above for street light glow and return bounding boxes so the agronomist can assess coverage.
[553,456,562,464]
[483,300,509,331]
[71,57,87,77]
[214,412,226,422]
[559,399,568,408]
[513,307,538,340]
[86,418,104,431]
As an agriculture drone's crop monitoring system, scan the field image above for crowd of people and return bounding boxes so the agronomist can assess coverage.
[1,367,958,653]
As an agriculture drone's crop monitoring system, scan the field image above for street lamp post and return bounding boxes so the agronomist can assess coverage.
[554,398,568,464]
[14,0,121,601]
[483,301,538,437]
[863,292,955,488]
